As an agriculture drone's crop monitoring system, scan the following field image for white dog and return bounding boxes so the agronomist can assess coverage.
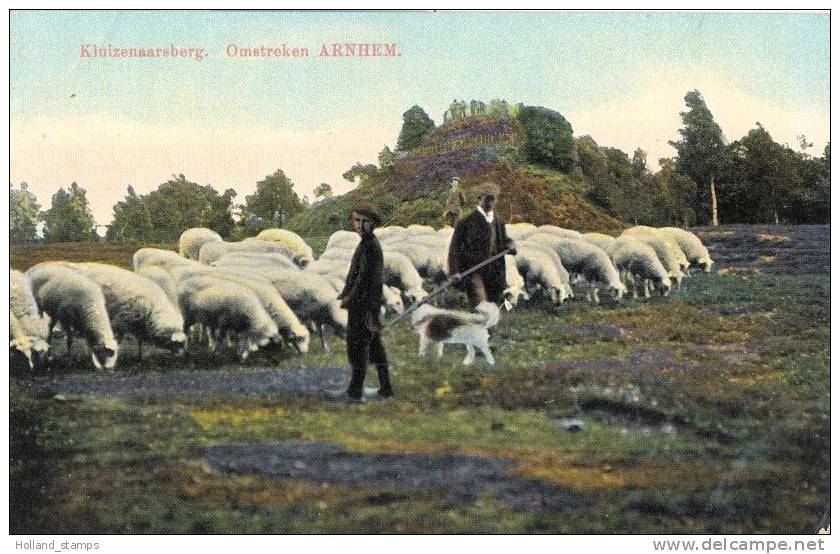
[410,301,501,366]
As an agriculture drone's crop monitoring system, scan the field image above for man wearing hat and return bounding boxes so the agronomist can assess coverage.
[336,203,392,401]
[443,176,467,227]
[447,182,516,309]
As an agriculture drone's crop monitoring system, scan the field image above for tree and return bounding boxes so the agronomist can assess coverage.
[313,182,333,200]
[342,162,379,186]
[517,106,576,172]
[243,169,304,228]
[43,182,96,242]
[669,90,730,225]
[10,182,42,243]
[378,146,397,171]
[108,175,236,242]
[654,158,698,226]
[396,105,435,151]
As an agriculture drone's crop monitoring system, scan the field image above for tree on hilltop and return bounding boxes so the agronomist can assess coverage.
[517,106,576,172]
[10,182,42,243]
[244,169,304,228]
[396,105,435,151]
[43,182,96,242]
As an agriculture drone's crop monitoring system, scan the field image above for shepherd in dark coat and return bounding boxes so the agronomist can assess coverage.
[447,183,516,308]
[337,203,392,401]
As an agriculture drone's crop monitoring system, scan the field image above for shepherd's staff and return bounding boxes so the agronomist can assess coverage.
[381,247,513,330]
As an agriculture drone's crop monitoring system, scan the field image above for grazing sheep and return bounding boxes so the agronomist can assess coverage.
[528,234,625,303]
[503,254,529,308]
[605,237,671,299]
[513,244,571,305]
[133,247,198,272]
[26,264,119,369]
[255,228,315,264]
[505,223,538,240]
[135,265,179,306]
[70,263,187,357]
[10,311,34,369]
[405,224,436,236]
[582,232,616,252]
[382,251,428,304]
[619,228,686,288]
[659,227,714,273]
[537,225,583,240]
[178,272,308,354]
[326,230,361,250]
[318,247,354,262]
[213,266,348,352]
[179,227,223,260]
[10,270,49,364]
[373,226,408,242]
[198,240,304,267]
[624,226,691,276]
[211,252,299,270]
[178,277,279,360]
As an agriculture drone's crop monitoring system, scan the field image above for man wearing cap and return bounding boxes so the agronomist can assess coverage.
[447,182,516,309]
[336,203,392,401]
[443,176,467,227]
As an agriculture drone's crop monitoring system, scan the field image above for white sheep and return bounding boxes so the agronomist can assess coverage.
[210,252,299,270]
[537,225,583,240]
[326,230,361,250]
[513,244,571,305]
[213,266,348,352]
[179,227,223,260]
[605,237,671,299]
[254,228,315,264]
[10,269,49,364]
[505,223,538,241]
[582,232,616,252]
[133,247,197,272]
[135,265,179,307]
[405,224,436,236]
[659,227,714,273]
[373,226,408,242]
[619,228,686,289]
[69,263,187,357]
[528,234,626,303]
[503,254,529,308]
[178,276,279,360]
[10,310,35,369]
[198,240,304,267]
[26,264,119,369]
[624,226,691,276]
[318,247,354,262]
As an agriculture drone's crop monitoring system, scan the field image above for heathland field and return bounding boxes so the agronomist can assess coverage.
[9,225,830,534]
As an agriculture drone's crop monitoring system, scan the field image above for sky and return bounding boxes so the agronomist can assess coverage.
[9,10,830,227]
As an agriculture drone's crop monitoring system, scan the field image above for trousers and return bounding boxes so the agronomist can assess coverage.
[346,310,390,398]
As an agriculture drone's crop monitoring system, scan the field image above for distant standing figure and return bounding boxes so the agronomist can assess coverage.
[448,182,517,309]
[444,176,467,227]
[337,203,392,401]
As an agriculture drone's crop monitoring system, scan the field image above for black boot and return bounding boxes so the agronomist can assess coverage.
[376,365,393,397]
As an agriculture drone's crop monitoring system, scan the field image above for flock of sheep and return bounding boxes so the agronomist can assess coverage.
[9,223,713,371]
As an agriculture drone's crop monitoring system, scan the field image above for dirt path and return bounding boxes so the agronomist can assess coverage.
[205,441,590,513]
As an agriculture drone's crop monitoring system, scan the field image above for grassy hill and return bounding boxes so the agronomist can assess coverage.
[287,115,625,239]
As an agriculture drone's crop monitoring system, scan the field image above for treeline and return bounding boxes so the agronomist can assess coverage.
[9,170,308,244]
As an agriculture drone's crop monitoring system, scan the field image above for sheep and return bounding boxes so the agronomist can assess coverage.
[135,265,179,306]
[605,237,671,299]
[505,223,538,241]
[133,247,198,272]
[10,270,49,364]
[513,244,571,305]
[177,276,279,360]
[619,228,686,289]
[623,226,691,276]
[253,229,315,264]
[503,254,529,308]
[528,234,626,303]
[179,271,308,354]
[10,311,34,369]
[211,266,348,352]
[68,263,187,358]
[537,225,583,240]
[405,224,436,236]
[210,252,299,270]
[179,227,223,260]
[373,226,408,242]
[318,247,354,262]
[198,240,304,267]
[582,232,616,252]
[326,230,361,250]
[26,264,119,369]
[659,227,714,273]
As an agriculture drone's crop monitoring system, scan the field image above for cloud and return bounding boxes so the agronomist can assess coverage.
[563,63,829,168]
[11,115,399,225]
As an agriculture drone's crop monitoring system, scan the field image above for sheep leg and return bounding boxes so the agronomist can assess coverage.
[320,324,331,353]
[436,342,444,358]
[593,288,601,304]
[65,331,74,356]
[137,337,143,361]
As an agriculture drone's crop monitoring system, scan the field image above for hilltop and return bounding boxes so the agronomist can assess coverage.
[287,113,626,239]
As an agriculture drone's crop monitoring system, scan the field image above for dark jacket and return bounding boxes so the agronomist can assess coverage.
[448,209,514,294]
[339,232,384,314]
